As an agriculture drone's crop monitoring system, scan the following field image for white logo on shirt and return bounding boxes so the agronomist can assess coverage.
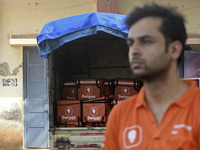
[173,124,192,131]
[123,125,142,149]
[128,130,137,143]
[171,124,192,135]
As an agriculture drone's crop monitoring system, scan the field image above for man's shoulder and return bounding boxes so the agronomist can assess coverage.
[191,87,200,103]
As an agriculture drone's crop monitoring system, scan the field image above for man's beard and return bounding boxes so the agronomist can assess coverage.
[129,56,149,78]
[130,54,170,80]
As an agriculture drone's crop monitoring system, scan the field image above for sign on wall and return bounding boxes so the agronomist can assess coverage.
[2,79,17,86]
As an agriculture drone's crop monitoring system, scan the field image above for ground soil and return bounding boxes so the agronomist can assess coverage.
[0,119,23,150]
[0,119,49,150]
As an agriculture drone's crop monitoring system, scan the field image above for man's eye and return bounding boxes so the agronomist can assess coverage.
[141,40,152,45]
[127,41,134,47]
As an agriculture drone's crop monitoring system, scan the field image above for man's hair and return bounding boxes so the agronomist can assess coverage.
[125,3,187,65]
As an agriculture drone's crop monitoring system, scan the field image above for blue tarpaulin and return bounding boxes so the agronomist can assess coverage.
[37,12,128,58]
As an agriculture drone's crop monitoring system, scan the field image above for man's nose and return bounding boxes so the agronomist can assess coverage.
[129,43,141,56]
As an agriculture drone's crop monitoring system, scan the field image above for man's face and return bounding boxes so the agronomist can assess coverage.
[127,17,171,79]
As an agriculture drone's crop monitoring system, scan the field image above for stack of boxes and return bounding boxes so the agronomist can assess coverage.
[57,81,81,127]
[57,78,143,127]
[77,79,113,127]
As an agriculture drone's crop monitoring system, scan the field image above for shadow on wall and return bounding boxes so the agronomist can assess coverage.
[0,103,21,122]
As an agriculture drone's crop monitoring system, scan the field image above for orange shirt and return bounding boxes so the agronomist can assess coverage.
[101,80,200,150]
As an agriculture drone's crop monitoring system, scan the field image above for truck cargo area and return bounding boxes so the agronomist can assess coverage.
[48,32,140,149]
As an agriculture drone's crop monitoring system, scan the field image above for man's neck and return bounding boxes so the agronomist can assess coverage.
[142,71,190,125]
[143,66,189,104]
[145,78,179,103]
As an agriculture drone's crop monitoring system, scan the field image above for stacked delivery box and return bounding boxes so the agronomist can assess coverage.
[57,78,143,127]
[112,79,143,105]
[57,100,81,127]
[57,81,81,127]
[77,79,113,127]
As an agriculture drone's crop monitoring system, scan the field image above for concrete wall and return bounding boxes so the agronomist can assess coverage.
[0,0,96,149]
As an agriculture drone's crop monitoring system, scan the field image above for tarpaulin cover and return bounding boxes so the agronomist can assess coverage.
[36,12,128,58]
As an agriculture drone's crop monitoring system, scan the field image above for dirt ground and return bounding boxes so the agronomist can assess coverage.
[0,119,50,150]
[0,119,23,150]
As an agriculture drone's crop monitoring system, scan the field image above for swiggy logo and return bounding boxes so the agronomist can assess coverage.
[90,107,98,116]
[121,87,130,95]
[69,88,77,96]
[123,125,142,149]
[85,86,93,94]
[65,107,73,115]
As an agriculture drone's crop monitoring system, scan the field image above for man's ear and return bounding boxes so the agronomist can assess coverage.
[169,40,183,61]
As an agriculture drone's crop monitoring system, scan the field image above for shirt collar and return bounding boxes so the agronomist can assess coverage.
[174,80,199,108]
[135,80,199,108]
[135,86,146,108]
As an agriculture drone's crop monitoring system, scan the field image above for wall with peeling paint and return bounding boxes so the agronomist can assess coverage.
[0,0,97,149]
[0,0,97,97]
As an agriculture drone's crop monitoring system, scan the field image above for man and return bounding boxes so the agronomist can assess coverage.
[101,3,200,150]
